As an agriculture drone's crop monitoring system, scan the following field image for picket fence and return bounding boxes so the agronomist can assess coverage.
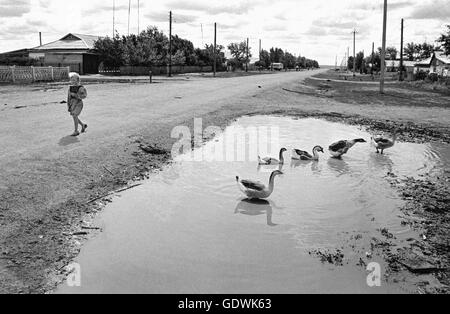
[0,66,70,83]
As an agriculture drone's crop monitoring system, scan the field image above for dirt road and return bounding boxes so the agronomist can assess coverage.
[0,69,449,293]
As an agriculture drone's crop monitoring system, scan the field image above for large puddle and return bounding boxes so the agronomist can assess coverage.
[57,116,445,294]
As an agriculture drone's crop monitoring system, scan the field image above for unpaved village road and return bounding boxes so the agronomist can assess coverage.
[0,69,449,293]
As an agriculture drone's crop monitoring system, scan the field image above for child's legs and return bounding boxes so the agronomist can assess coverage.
[77,117,84,126]
[72,115,79,131]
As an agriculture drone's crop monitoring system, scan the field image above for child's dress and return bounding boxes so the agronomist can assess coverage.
[68,85,87,116]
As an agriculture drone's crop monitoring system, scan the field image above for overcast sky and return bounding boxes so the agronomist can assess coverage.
[0,0,448,64]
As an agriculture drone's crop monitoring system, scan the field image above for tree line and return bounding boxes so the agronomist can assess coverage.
[94,27,320,70]
[94,26,227,69]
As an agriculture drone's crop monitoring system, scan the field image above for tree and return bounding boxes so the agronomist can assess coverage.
[386,46,398,60]
[269,47,284,63]
[283,52,296,68]
[259,49,271,68]
[404,42,417,61]
[419,42,435,59]
[437,25,450,55]
[228,41,251,70]
[355,51,365,72]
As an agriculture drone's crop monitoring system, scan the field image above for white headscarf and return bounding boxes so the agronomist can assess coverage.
[69,72,81,84]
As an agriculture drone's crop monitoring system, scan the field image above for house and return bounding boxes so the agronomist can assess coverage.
[0,48,33,65]
[413,52,450,77]
[28,33,101,74]
[414,56,433,73]
[432,53,450,77]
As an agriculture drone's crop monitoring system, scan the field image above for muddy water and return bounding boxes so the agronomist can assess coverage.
[57,116,445,294]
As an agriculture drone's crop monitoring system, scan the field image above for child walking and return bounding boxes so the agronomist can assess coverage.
[68,73,88,137]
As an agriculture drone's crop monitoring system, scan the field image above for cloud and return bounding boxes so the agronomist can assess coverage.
[351,1,412,11]
[0,0,31,17]
[145,11,197,23]
[82,1,145,16]
[262,23,287,32]
[410,1,450,20]
[165,0,255,15]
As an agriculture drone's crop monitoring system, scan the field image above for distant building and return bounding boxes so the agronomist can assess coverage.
[0,33,101,74]
[414,52,450,77]
[29,33,101,74]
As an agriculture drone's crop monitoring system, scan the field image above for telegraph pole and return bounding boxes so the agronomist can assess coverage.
[371,42,375,77]
[137,0,140,34]
[347,47,350,72]
[399,18,404,81]
[213,23,217,77]
[246,38,249,72]
[352,29,357,77]
[127,0,131,35]
[259,39,262,61]
[113,0,115,37]
[169,11,173,77]
[380,0,387,93]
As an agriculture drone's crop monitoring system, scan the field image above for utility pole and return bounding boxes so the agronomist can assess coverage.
[371,42,375,77]
[113,0,115,37]
[347,47,350,72]
[335,55,338,71]
[259,39,261,61]
[399,18,404,81]
[246,38,249,73]
[137,0,140,34]
[380,0,388,93]
[352,29,358,77]
[213,23,217,77]
[39,32,42,46]
[127,0,131,35]
[169,11,173,77]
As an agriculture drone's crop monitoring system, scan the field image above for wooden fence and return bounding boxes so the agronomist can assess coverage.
[99,65,214,76]
[0,66,70,83]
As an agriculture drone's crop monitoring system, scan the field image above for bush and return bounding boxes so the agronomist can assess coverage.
[415,70,428,81]
[427,73,439,82]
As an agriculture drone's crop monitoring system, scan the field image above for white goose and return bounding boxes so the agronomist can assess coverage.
[236,170,283,199]
[372,132,397,154]
[292,145,324,161]
[258,148,287,165]
[329,139,366,158]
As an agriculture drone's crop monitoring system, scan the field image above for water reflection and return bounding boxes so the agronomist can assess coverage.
[257,163,284,173]
[327,158,350,177]
[368,152,393,174]
[290,159,321,174]
[235,199,277,227]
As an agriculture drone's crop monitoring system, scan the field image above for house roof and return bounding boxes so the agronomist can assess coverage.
[32,33,100,51]
[415,56,432,66]
[436,53,450,65]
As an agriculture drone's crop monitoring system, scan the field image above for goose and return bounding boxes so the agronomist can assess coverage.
[258,148,287,165]
[292,145,324,161]
[236,170,283,199]
[329,139,366,158]
[372,132,397,154]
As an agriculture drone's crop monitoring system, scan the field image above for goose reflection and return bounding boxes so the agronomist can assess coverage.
[290,159,321,174]
[234,198,278,227]
[369,152,394,173]
[257,163,284,173]
[327,157,350,177]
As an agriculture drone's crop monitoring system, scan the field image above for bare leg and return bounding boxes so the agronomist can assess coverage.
[78,118,88,133]
[71,116,80,136]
